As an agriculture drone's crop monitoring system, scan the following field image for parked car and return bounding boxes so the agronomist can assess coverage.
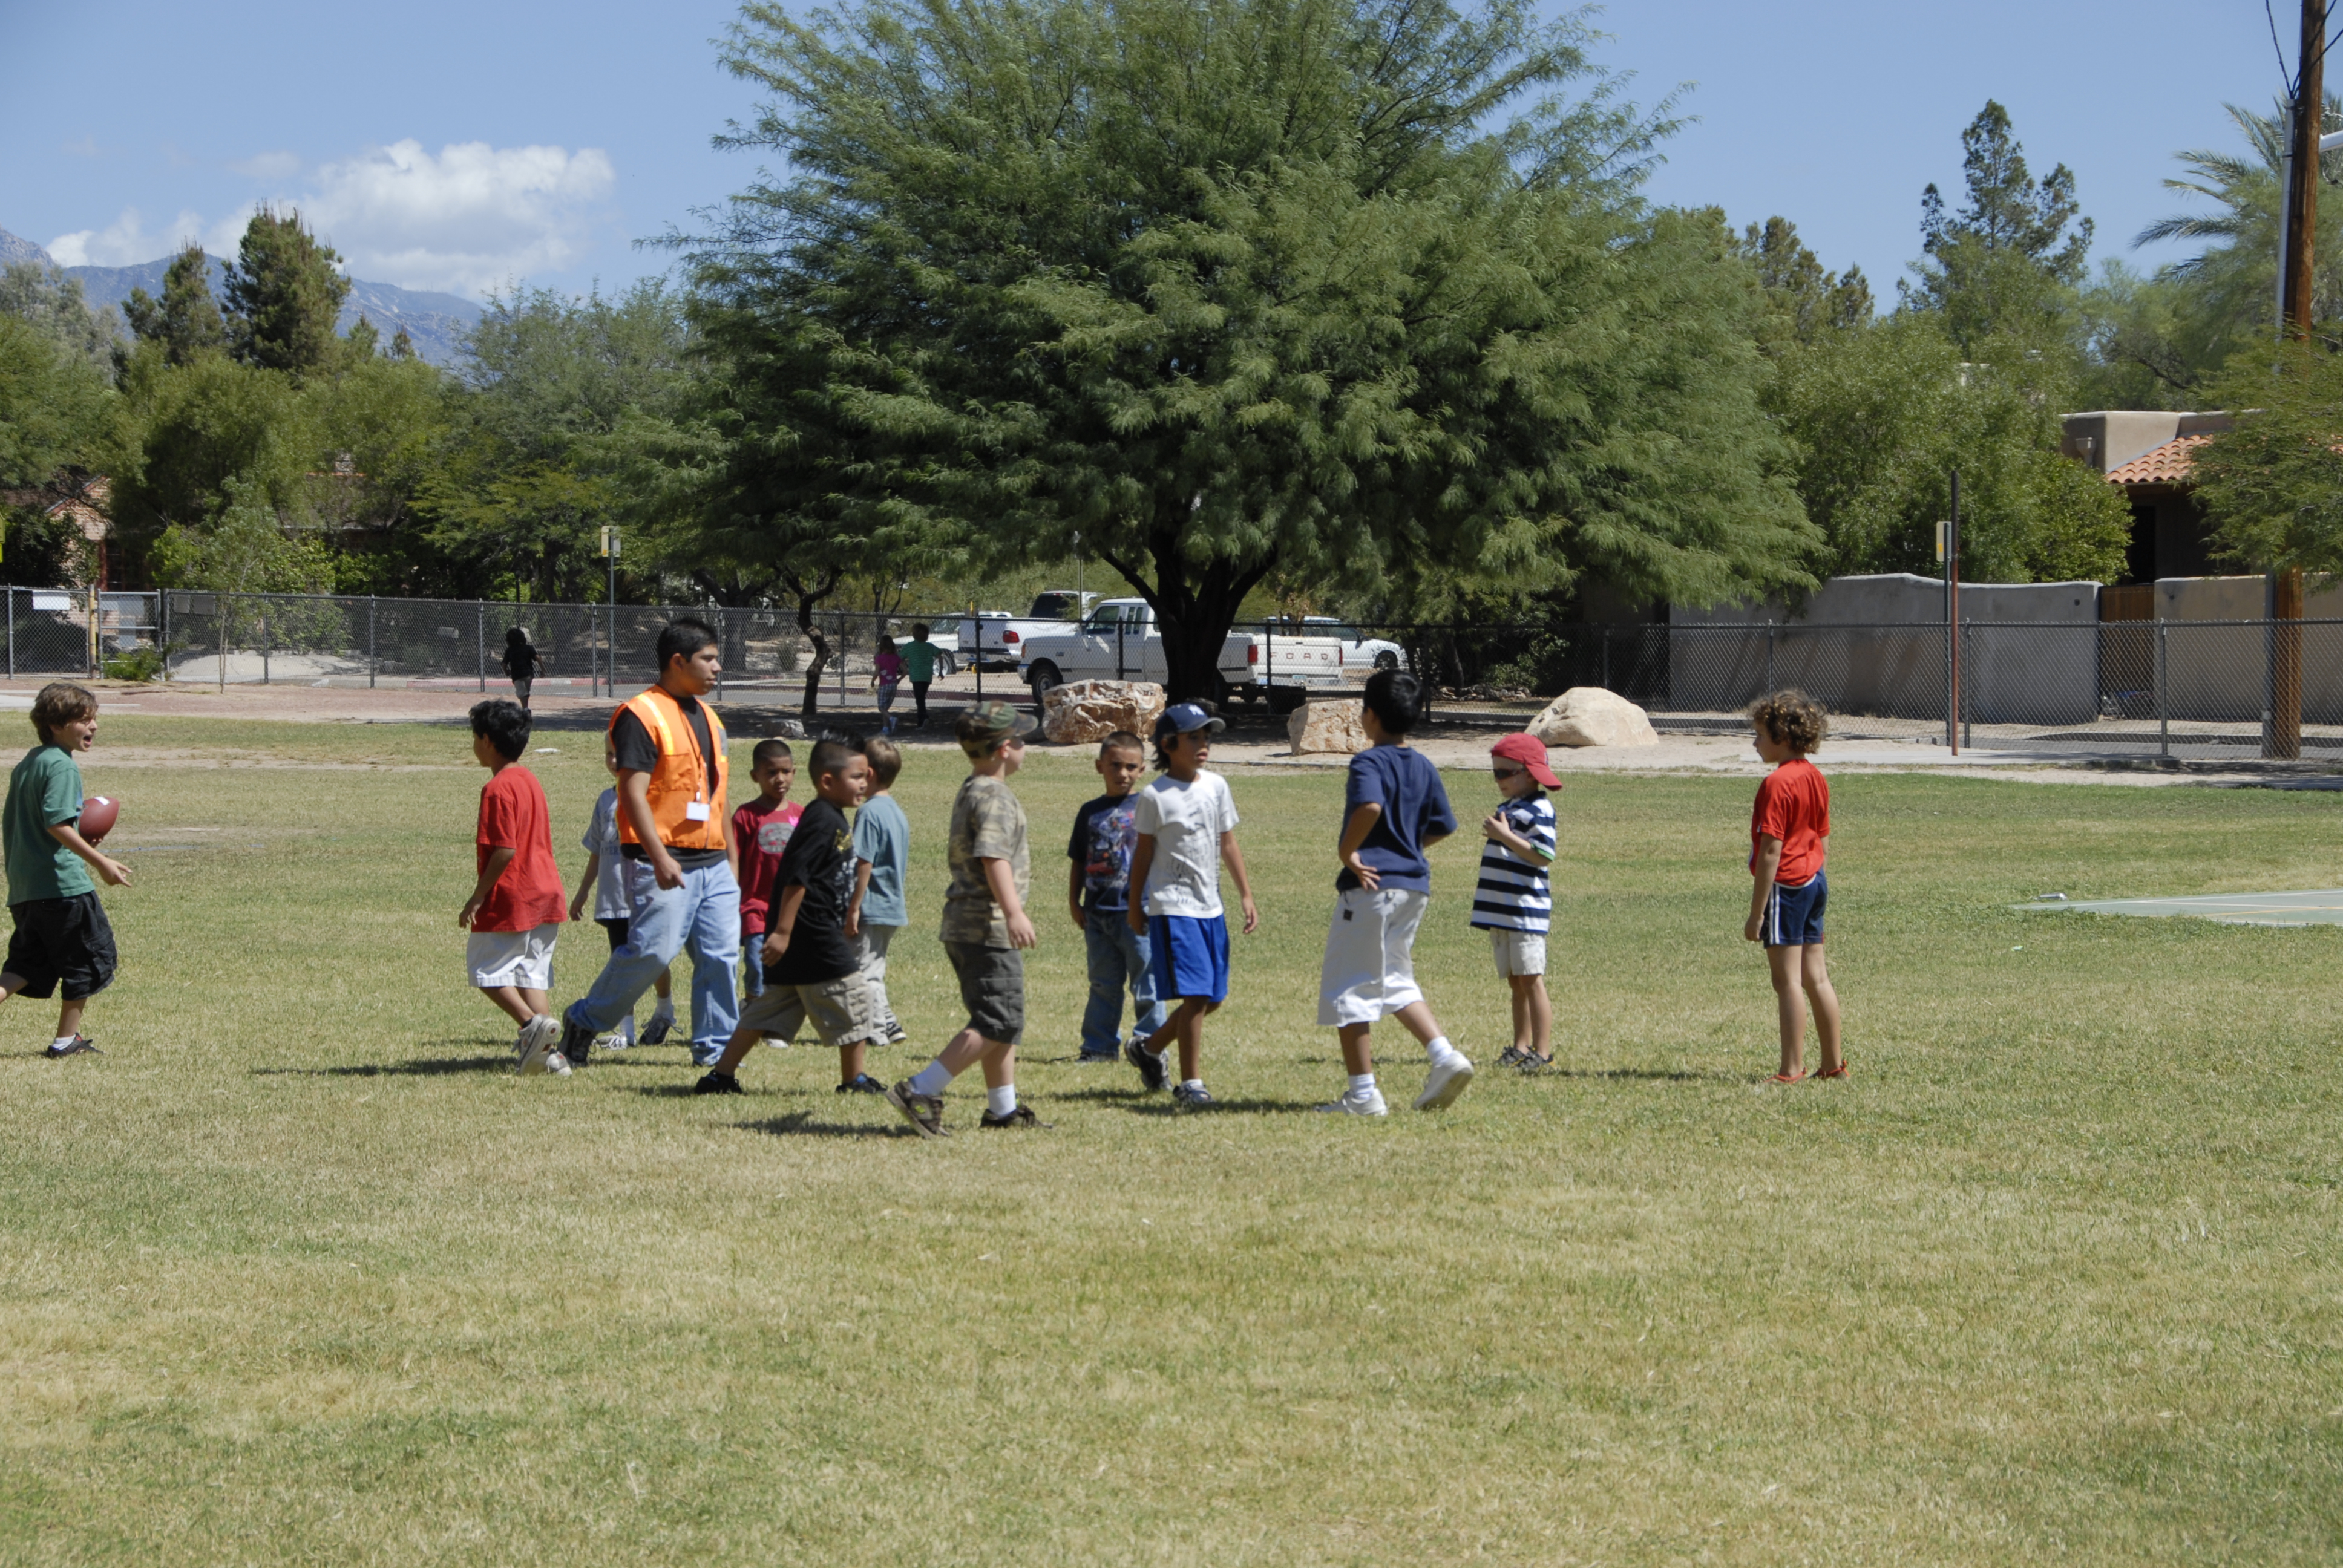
[957,591,1099,671]
[1295,616,1409,673]
[1019,598,1345,713]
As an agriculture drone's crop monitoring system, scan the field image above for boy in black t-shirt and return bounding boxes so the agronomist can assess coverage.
[695,739,879,1094]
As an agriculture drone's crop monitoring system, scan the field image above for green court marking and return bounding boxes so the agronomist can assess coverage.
[2025,889,2343,926]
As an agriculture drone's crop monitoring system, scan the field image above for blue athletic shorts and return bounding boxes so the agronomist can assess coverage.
[1763,870,1826,947]
[1148,913,1230,1004]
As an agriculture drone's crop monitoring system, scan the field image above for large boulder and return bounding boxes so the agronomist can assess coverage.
[1529,686,1658,748]
[1288,700,1369,755]
[1041,680,1166,745]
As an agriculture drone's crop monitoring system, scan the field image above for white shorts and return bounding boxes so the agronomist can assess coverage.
[468,923,558,990]
[1486,927,1547,978]
[1317,887,1429,1027]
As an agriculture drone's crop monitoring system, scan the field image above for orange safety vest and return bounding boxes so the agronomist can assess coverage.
[611,685,729,853]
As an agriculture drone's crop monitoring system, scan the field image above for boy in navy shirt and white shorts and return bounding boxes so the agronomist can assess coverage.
[1316,670,1472,1116]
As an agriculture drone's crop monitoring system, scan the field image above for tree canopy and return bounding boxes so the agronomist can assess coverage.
[223,208,352,377]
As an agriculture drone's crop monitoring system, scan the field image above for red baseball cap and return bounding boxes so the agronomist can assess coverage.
[1490,733,1561,788]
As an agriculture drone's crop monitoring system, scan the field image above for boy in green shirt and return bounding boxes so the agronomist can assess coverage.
[900,623,941,728]
[2,683,131,1057]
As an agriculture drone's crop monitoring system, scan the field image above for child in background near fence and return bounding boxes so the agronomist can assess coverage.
[502,627,545,711]
[1316,669,1472,1116]
[848,736,910,1047]
[568,732,675,1047]
[900,624,940,728]
[1475,733,1559,1071]
[1067,730,1165,1063]
[1744,688,1844,1083]
[1124,704,1256,1110]
[461,699,569,1074]
[732,739,803,1004]
[2,682,129,1059]
[872,637,905,736]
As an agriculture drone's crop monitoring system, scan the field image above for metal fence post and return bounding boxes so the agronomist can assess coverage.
[476,601,486,693]
[1765,620,1777,696]
[2156,617,2169,758]
[262,612,272,685]
[368,595,378,689]
[1961,619,1973,750]
[7,589,15,682]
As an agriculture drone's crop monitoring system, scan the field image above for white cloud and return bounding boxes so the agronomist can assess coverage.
[47,208,209,268]
[231,150,302,180]
[289,140,617,297]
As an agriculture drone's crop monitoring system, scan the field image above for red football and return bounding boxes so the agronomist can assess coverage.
[79,795,119,844]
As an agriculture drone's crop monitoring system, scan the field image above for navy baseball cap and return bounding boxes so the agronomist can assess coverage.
[1154,702,1226,739]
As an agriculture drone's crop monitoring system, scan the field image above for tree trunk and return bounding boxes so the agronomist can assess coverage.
[1098,510,1274,705]
[785,567,841,716]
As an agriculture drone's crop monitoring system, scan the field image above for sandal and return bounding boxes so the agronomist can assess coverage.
[1496,1044,1534,1068]
[1814,1062,1849,1080]
[1516,1053,1555,1074]
[1768,1070,1807,1085]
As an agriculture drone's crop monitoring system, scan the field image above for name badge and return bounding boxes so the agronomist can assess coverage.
[684,800,711,822]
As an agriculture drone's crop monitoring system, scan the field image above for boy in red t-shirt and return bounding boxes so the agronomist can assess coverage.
[730,739,802,1002]
[1744,689,1843,1084]
[460,700,570,1075]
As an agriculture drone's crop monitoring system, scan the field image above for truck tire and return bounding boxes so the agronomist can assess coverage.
[1028,661,1064,701]
[936,651,958,677]
[1268,686,1308,716]
[1374,649,1400,671]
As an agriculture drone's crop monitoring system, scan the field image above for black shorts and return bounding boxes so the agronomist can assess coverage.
[597,916,629,953]
[945,941,1024,1044]
[6,892,117,1001]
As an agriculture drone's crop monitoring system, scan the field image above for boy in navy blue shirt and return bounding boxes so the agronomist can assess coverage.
[1316,669,1471,1116]
[1065,731,1167,1062]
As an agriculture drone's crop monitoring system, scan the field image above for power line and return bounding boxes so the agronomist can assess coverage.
[2272,0,2298,95]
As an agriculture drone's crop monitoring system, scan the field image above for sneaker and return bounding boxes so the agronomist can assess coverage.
[980,1103,1049,1129]
[886,1079,949,1138]
[836,1073,886,1094]
[42,1034,100,1059]
[1415,1053,1475,1111]
[555,1012,595,1069]
[1496,1044,1533,1069]
[517,1015,564,1075]
[693,1070,744,1095]
[641,1007,676,1047]
[1516,1053,1554,1074]
[1124,1036,1168,1092]
[1314,1086,1388,1116]
[544,1051,573,1076]
[601,1016,636,1052]
[1171,1082,1215,1111]
[883,1025,908,1046]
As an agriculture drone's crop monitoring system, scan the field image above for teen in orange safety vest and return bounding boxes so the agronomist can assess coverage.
[555,619,743,1073]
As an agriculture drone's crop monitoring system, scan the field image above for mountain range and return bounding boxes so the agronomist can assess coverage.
[1,226,481,367]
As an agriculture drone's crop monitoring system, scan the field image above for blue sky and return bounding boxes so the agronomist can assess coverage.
[0,0,2294,302]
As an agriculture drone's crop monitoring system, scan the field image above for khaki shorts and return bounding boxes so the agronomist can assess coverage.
[946,941,1024,1044]
[1487,927,1547,978]
[739,971,876,1048]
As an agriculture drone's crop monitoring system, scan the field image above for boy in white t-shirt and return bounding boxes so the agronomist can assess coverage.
[566,732,677,1047]
[1124,702,1257,1109]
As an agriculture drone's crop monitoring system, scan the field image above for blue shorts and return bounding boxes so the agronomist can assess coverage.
[1148,913,1230,1004]
[1763,870,1827,947]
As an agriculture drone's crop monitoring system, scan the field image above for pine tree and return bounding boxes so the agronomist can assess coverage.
[222,207,351,376]
[1904,102,2093,353]
[1734,215,1873,348]
[123,244,228,367]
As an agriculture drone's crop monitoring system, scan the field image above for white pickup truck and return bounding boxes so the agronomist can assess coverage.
[1018,598,1346,713]
[957,590,1098,671]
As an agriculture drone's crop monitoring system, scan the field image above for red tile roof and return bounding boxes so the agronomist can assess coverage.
[2106,433,2212,488]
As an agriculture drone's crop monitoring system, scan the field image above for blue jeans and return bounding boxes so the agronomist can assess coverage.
[742,926,765,999]
[1081,911,1166,1057]
[568,857,741,1066]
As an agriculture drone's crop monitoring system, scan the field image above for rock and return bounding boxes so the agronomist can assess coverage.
[759,717,808,740]
[1288,700,1369,755]
[1041,680,1166,745]
[1529,686,1658,748]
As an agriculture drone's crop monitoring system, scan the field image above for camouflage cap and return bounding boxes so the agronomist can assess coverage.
[955,699,1037,756]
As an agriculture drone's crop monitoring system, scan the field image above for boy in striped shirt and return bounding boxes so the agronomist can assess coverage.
[1473,733,1559,1071]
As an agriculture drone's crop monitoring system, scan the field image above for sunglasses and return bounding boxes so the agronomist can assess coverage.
[1491,764,1524,779]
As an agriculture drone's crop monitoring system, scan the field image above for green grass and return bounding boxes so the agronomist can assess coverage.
[4,717,2341,1564]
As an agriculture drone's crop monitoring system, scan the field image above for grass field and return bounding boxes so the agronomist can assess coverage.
[3,716,2340,1564]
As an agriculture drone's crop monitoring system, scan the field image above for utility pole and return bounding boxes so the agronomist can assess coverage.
[2269,0,2322,758]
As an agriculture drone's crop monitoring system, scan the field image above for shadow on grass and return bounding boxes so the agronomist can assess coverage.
[1049,1085,1323,1116]
[744,1110,917,1140]
[255,1054,513,1077]
[1546,1066,1746,1085]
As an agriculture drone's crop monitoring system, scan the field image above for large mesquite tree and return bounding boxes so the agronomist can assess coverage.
[690,0,1814,697]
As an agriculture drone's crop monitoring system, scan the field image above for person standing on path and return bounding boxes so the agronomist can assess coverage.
[502,627,546,711]
[900,624,941,728]
[557,619,741,1070]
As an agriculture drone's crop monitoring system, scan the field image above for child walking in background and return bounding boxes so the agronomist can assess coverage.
[1475,733,1559,1071]
[1316,670,1471,1116]
[2,682,130,1059]
[460,699,568,1074]
[872,637,905,736]
[731,739,803,1003]
[886,701,1045,1136]
[696,739,880,1094]
[501,627,545,711]
[1124,704,1256,1109]
[848,736,910,1047]
[900,624,940,728]
[569,733,675,1047]
[1745,689,1844,1083]
[1067,730,1165,1063]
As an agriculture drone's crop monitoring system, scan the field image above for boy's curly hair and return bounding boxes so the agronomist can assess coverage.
[30,682,96,744]
[1748,688,1827,754]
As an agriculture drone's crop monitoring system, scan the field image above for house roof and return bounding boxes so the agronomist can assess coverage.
[2106,433,2212,488]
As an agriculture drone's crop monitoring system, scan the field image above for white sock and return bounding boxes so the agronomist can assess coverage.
[54,1034,76,1049]
[616,1015,636,1044]
[650,998,675,1018]
[909,1060,953,1097]
[987,1085,1017,1116]
[1426,1034,1461,1065]
[1348,1072,1377,1094]
[1181,1078,1204,1093]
